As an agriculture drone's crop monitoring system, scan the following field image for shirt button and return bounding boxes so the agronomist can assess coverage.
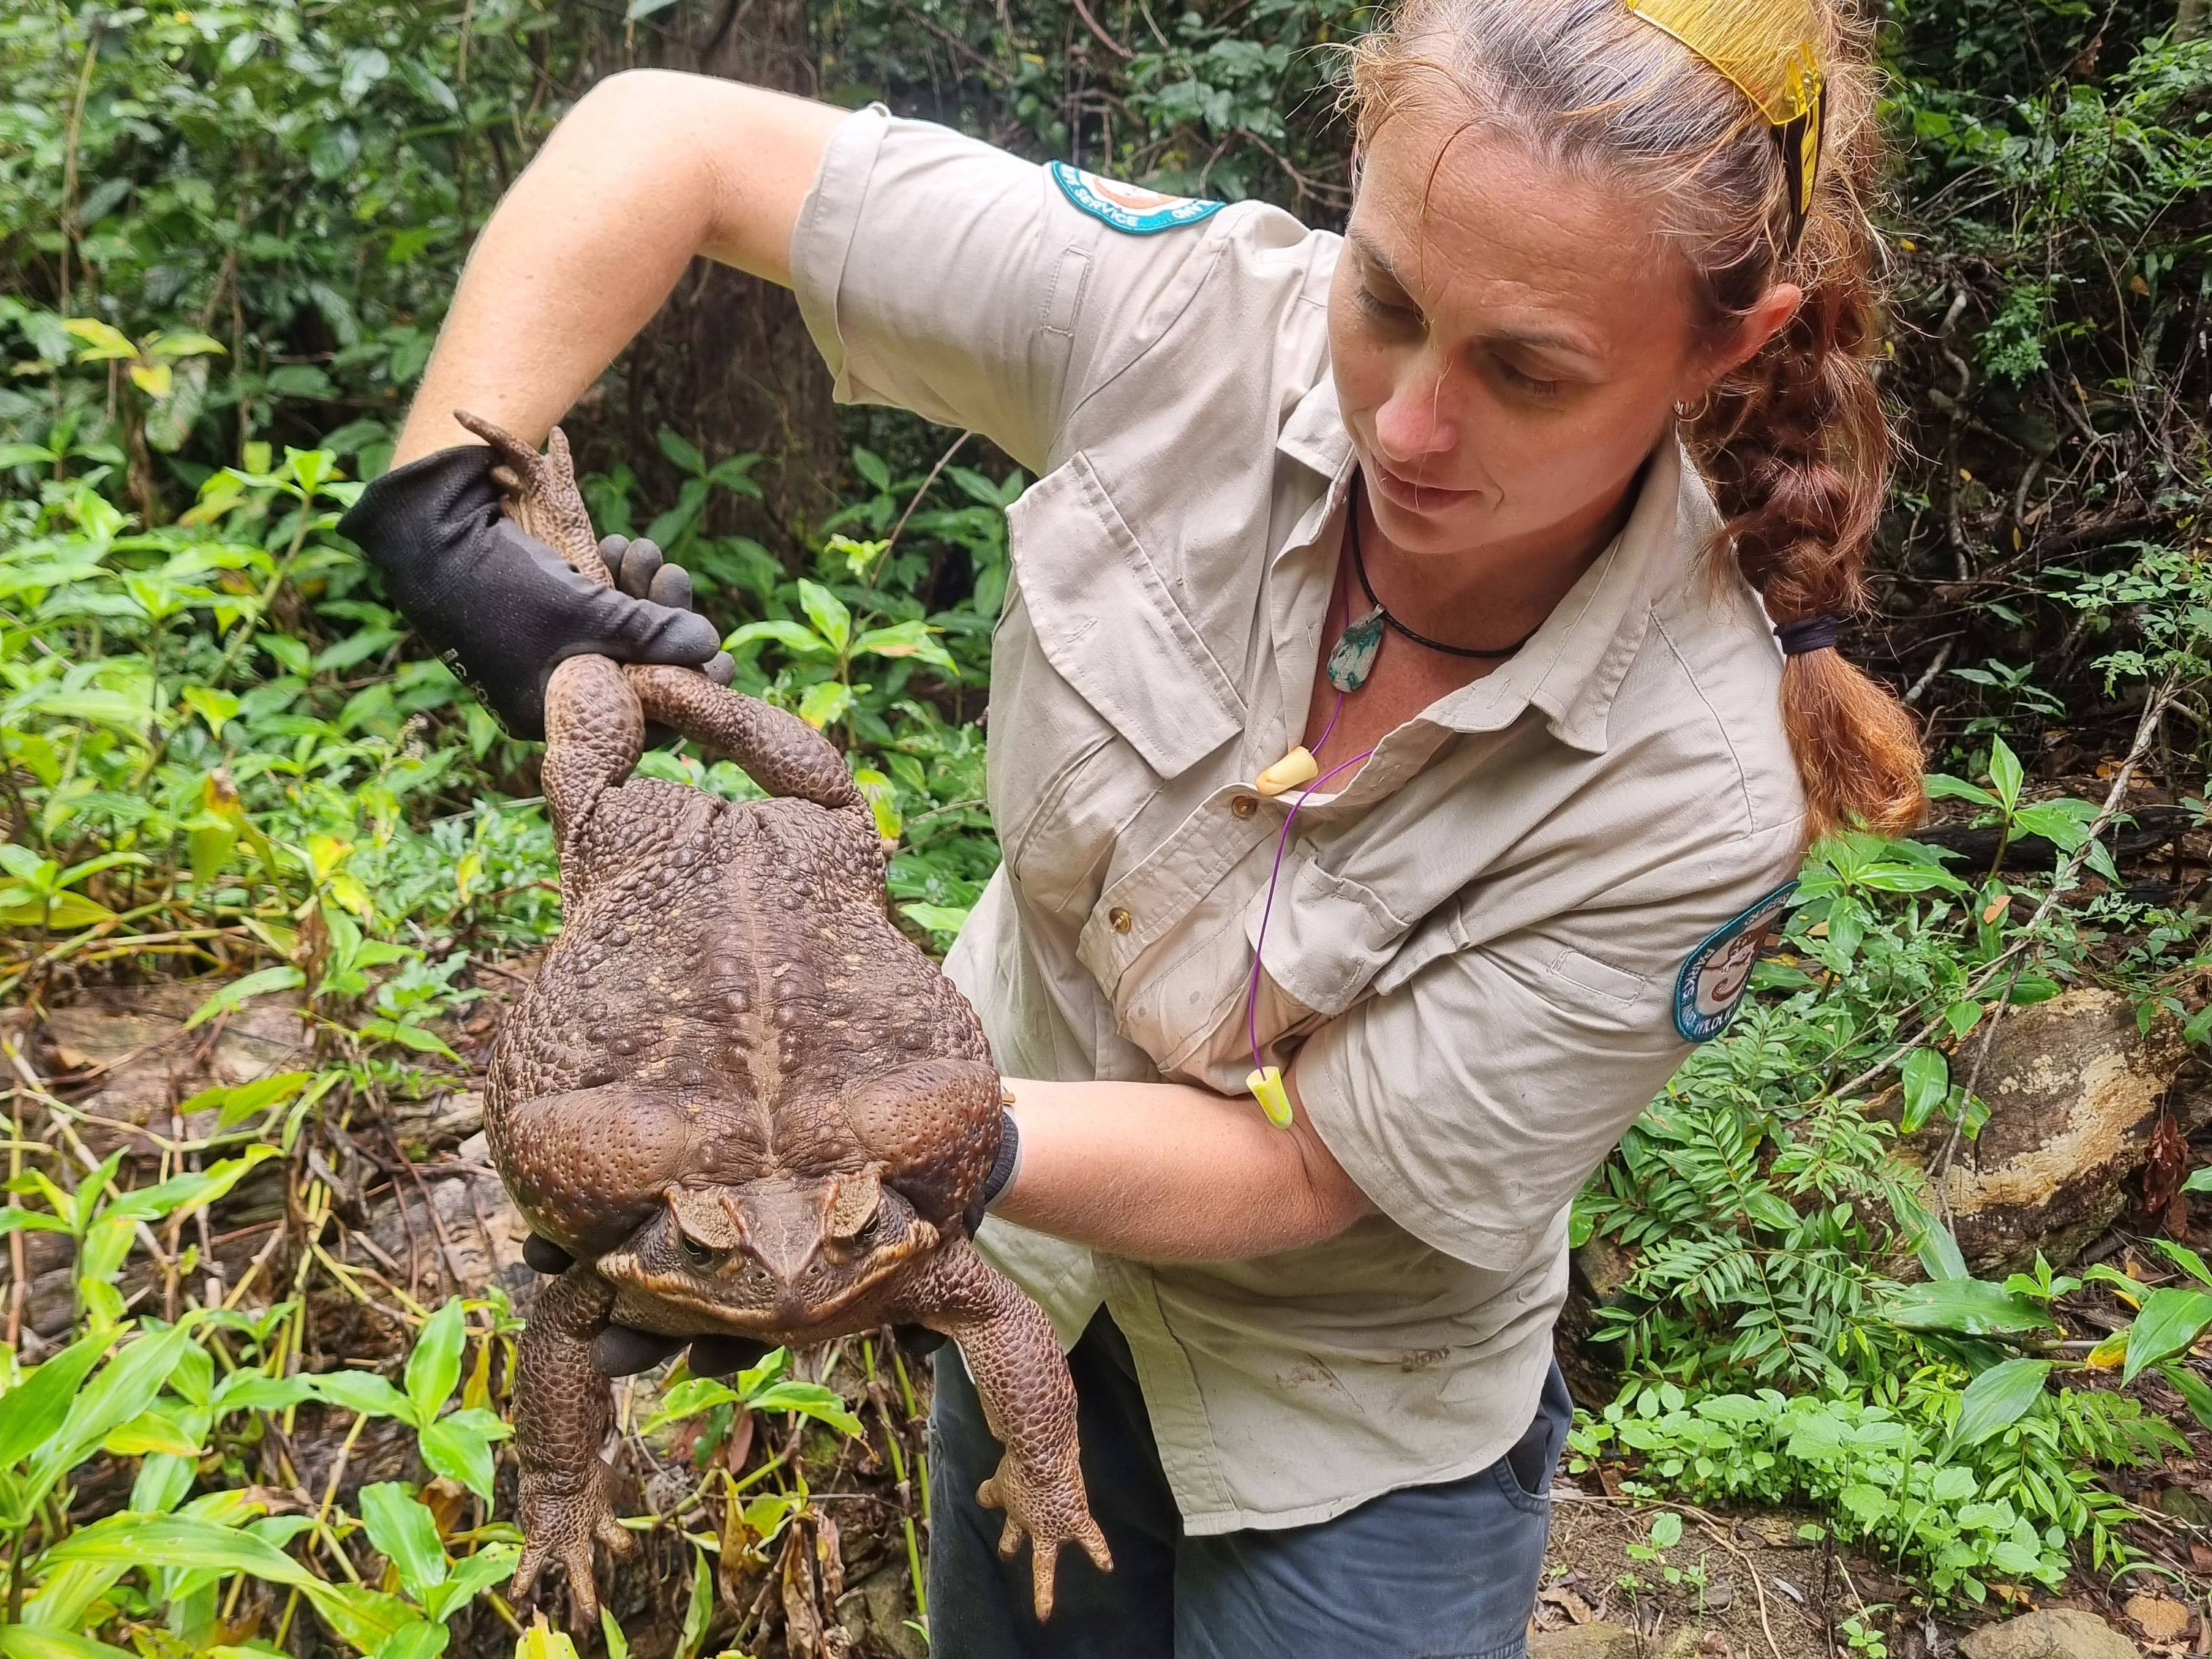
[1109,906,1133,933]
[1230,794,1259,819]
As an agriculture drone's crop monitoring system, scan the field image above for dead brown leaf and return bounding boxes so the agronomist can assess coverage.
[2128,1595,2193,1643]
[1540,1585,1596,1625]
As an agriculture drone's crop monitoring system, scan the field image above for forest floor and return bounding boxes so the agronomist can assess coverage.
[13,973,2211,1659]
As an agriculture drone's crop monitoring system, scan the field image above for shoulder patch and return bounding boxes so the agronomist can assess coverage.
[1049,160,1224,235]
[1673,881,1797,1043]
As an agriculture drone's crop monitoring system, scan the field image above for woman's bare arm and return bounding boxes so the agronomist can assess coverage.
[991,1070,1372,1260]
[395,71,846,465]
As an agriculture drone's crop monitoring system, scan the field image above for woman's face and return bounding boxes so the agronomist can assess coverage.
[1329,100,1722,560]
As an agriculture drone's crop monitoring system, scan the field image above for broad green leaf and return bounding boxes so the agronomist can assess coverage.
[0,1628,139,1659]
[723,619,832,657]
[48,1511,312,1584]
[0,1332,110,1468]
[600,1609,631,1659]
[900,903,971,940]
[1951,1358,2050,1447]
[676,1544,715,1659]
[423,1544,518,1621]
[183,966,304,1030]
[519,1620,584,1659]
[1987,737,2023,810]
[406,1299,468,1421]
[797,680,855,730]
[33,1320,198,1500]
[856,620,958,674]
[359,1482,448,1600]
[421,1408,510,1502]
[0,1211,72,1238]
[656,427,707,476]
[2154,1238,2212,1290]
[0,442,56,468]
[0,893,116,930]
[1647,1511,1683,1548]
[312,1368,415,1423]
[2183,1166,2212,1195]
[1924,774,2001,808]
[1882,1279,2058,1335]
[64,318,138,361]
[2120,1288,2212,1383]
[211,1372,313,1415]
[796,579,852,654]
[1900,1047,1951,1134]
[852,447,892,491]
[748,1379,864,1436]
[644,1377,742,1433]
[2159,1363,2212,1431]
[102,1408,205,1458]
[147,331,226,359]
[379,1623,449,1659]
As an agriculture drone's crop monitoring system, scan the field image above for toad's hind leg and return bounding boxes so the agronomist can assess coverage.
[627,666,864,815]
[898,1237,1109,1620]
[511,1265,633,1624]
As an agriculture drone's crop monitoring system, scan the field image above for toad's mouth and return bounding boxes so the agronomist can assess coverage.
[595,1199,941,1336]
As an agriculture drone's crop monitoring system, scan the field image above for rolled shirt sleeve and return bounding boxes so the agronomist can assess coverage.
[789,108,1215,474]
[1296,883,1786,1274]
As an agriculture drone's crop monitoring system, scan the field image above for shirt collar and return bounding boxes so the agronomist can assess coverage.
[1277,372,1704,756]
[1427,437,1698,753]
[1278,373,1354,481]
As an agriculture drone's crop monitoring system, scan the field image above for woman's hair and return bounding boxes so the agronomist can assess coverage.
[1345,0,1925,845]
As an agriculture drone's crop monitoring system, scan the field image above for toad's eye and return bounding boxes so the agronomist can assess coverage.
[679,1235,719,1269]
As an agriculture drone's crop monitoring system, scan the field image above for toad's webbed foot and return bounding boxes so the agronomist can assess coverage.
[513,1462,634,1625]
[906,1236,1108,1619]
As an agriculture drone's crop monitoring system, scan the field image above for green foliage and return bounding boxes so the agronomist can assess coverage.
[1570,1368,2180,1600]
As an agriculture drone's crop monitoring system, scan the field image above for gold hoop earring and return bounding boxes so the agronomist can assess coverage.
[1674,391,1713,421]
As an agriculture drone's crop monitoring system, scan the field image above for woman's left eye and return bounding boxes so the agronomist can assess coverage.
[1356,286,1419,324]
[1496,360,1564,399]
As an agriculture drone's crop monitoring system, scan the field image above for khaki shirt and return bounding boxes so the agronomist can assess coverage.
[791,109,1807,1533]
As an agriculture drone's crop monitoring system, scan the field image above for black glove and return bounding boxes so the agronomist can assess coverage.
[337,443,730,740]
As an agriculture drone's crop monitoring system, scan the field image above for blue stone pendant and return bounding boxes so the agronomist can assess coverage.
[1327,606,1385,692]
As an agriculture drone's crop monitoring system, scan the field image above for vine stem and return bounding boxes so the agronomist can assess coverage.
[1826,666,2181,1106]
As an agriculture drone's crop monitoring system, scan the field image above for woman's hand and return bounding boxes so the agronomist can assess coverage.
[989,1068,1372,1261]
[337,445,729,739]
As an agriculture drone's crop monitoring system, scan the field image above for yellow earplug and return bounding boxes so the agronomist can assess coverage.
[1246,1065,1294,1128]
[1254,747,1319,797]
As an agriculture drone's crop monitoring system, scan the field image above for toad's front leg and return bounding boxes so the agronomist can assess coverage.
[900,1236,1110,1619]
[511,1265,635,1622]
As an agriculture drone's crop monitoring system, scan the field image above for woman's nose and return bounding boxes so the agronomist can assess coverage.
[1372,364,1460,463]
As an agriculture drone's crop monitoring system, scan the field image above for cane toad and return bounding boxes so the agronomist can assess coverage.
[462,413,1107,1622]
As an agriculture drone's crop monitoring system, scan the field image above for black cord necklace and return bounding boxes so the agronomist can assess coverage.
[1347,481,1540,661]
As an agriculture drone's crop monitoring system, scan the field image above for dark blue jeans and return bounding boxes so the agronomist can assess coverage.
[928,1310,1571,1658]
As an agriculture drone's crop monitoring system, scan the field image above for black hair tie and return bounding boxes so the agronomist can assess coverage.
[1775,616,1841,655]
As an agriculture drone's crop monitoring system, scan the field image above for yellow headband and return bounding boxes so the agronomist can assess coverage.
[1622,0,1827,247]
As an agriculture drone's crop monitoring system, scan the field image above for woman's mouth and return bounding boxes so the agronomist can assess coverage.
[1366,458,1478,513]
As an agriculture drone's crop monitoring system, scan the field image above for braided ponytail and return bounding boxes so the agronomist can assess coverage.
[1350,0,1927,846]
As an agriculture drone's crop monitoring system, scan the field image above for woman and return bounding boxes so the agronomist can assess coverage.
[343,0,1924,1646]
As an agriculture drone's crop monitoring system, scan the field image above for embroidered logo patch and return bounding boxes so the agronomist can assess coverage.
[1674,881,1798,1043]
[1049,160,1224,234]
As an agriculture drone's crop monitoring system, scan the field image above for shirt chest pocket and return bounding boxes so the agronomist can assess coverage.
[991,450,1248,922]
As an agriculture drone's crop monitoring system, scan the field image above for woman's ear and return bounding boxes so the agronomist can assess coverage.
[1723,282,1805,375]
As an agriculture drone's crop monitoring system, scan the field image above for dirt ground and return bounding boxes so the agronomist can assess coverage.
[1536,1484,2212,1659]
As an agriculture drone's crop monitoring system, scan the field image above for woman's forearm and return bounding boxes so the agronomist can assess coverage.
[990,1072,1372,1261]
[395,71,845,464]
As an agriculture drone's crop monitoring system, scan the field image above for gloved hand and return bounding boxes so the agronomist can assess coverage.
[337,443,732,740]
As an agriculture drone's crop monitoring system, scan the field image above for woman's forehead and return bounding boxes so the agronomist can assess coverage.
[1352,105,1690,358]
